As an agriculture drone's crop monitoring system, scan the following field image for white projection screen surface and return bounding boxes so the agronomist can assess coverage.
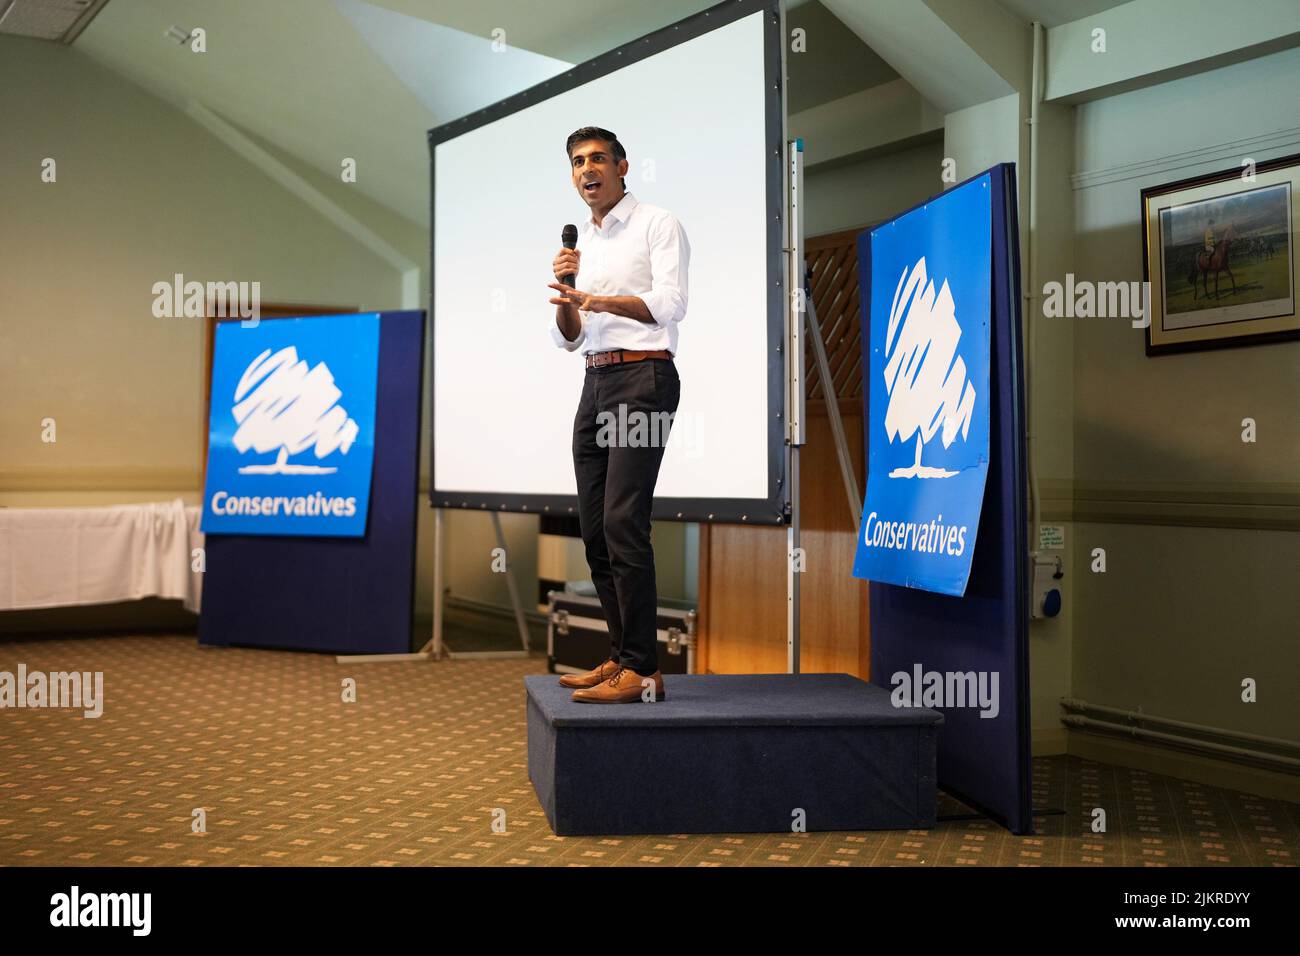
[430,0,786,524]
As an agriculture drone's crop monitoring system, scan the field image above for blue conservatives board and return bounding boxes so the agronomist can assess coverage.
[202,313,380,537]
[859,165,1032,834]
[851,172,992,597]
[199,310,425,655]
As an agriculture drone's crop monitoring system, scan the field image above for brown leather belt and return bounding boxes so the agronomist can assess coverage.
[585,348,673,369]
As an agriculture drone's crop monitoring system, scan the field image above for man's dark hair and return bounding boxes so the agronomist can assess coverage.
[566,126,627,188]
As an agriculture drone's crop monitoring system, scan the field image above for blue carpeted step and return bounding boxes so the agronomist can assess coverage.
[526,673,942,835]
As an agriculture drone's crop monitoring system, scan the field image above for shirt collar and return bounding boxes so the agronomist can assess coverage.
[586,190,638,233]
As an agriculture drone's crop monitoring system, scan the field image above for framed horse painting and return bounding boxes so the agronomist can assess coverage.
[1141,152,1300,355]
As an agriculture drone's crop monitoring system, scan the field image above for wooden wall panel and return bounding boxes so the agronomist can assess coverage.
[696,522,789,675]
[697,400,869,677]
[696,226,872,677]
[797,398,868,676]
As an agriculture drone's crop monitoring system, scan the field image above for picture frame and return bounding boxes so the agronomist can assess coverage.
[1141,152,1300,355]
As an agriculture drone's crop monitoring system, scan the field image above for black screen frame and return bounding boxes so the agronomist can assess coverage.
[427,0,788,525]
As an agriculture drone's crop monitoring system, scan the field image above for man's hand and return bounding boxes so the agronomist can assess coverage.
[549,282,597,311]
[552,247,581,283]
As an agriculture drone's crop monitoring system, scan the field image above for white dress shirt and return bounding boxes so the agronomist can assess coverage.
[550,191,690,356]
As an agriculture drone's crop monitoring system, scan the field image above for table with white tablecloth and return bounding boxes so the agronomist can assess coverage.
[0,499,203,614]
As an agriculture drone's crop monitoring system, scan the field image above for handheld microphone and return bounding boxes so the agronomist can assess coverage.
[561,224,578,286]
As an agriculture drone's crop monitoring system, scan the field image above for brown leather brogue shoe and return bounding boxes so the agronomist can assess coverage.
[571,666,666,704]
[558,657,620,689]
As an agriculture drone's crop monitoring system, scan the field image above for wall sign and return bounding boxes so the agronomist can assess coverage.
[201,313,380,537]
[852,174,992,596]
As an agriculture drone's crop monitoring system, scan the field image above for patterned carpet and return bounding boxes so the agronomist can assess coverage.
[0,635,1295,867]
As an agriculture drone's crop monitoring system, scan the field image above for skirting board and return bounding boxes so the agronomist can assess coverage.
[1032,726,1069,756]
[1066,729,1300,804]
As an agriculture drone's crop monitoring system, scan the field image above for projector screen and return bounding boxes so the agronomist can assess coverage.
[429,0,785,523]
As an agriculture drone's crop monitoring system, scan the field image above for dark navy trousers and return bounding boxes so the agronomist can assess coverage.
[571,356,680,675]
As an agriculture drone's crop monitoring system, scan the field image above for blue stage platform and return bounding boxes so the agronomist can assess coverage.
[526,673,942,836]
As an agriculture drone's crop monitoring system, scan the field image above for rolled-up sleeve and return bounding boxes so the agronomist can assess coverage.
[550,310,587,351]
[637,214,690,329]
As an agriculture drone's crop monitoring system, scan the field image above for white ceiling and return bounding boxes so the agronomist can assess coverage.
[68,0,1132,238]
[72,0,726,233]
[330,0,571,123]
[997,0,1130,28]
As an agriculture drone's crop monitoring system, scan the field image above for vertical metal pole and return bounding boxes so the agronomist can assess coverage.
[787,138,806,675]
[431,506,444,659]
[491,510,533,653]
[787,452,800,674]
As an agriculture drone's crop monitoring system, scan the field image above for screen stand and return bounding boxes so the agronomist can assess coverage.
[786,138,805,674]
[412,508,531,661]
[804,290,862,531]
[784,138,863,675]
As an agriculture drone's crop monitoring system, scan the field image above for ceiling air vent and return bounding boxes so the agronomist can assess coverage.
[0,0,111,45]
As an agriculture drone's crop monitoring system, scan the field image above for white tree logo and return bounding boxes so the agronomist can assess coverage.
[883,256,976,479]
[231,346,359,475]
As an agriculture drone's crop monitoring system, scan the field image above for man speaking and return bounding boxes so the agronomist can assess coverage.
[547,126,690,704]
